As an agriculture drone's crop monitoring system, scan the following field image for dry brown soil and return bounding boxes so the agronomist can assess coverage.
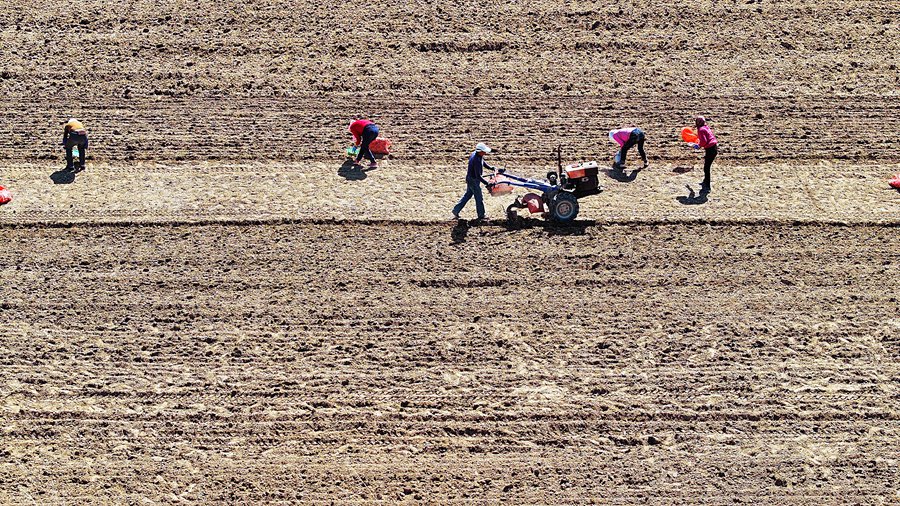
[1,0,900,503]
[1,222,898,504]
[0,1,898,164]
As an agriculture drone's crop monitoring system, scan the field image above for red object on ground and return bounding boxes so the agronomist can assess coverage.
[681,127,699,144]
[890,174,900,189]
[522,193,544,214]
[369,138,392,155]
[0,186,11,205]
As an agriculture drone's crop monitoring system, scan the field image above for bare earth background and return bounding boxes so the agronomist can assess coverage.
[0,0,899,503]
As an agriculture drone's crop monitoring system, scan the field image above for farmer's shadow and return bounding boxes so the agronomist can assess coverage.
[338,160,377,181]
[503,216,592,236]
[677,185,709,205]
[336,160,368,181]
[451,220,469,244]
[604,167,641,183]
[544,220,591,236]
[50,168,75,184]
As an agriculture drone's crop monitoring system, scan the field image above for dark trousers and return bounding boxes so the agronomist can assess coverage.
[615,128,646,168]
[703,145,718,188]
[356,124,379,164]
[65,132,88,169]
[453,178,485,219]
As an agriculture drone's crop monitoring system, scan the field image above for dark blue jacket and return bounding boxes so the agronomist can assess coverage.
[466,151,494,185]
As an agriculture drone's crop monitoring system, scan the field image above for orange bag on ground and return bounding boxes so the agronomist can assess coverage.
[369,138,392,155]
[890,174,900,189]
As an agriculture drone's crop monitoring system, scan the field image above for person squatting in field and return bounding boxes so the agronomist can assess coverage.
[693,116,718,191]
[609,127,649,170]
[348,118,380,168]
[62,118,88,172]
[452,143,496,221]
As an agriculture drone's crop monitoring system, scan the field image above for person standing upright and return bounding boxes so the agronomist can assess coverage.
[452,143,496,221]
[693,116,718,191]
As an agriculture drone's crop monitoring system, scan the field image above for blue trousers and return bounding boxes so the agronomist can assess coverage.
[453,179,485,219]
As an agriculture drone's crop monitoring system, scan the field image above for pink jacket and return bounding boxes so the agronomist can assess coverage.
[609,128,636,147]
[697,125,718,148]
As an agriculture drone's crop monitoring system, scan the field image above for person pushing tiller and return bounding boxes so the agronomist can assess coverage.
[609,127,648,170]
[452,143,496,221]
[348,118,380,169]
[62,118,89,172]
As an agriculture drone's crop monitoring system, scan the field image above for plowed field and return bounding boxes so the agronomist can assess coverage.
[1,222,898,503]
[1,1,898,164]
[2,0,900,503]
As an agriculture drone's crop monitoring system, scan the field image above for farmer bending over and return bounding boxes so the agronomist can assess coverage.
[348,118,380,169]
[609,127,648,170]
[452,143,495,221]
[63,118,88,172]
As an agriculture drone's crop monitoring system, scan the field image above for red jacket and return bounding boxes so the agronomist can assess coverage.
[348,119,373,145]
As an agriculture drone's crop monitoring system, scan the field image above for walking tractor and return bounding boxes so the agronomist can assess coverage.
[489,146,603,222]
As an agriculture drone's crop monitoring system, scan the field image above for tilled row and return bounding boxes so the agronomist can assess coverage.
[2,0,896,100]
[1,95,898,163]
[0,222,897,501]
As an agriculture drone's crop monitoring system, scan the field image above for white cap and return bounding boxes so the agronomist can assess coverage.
[608,130,616,142]
[475,142,492,153]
